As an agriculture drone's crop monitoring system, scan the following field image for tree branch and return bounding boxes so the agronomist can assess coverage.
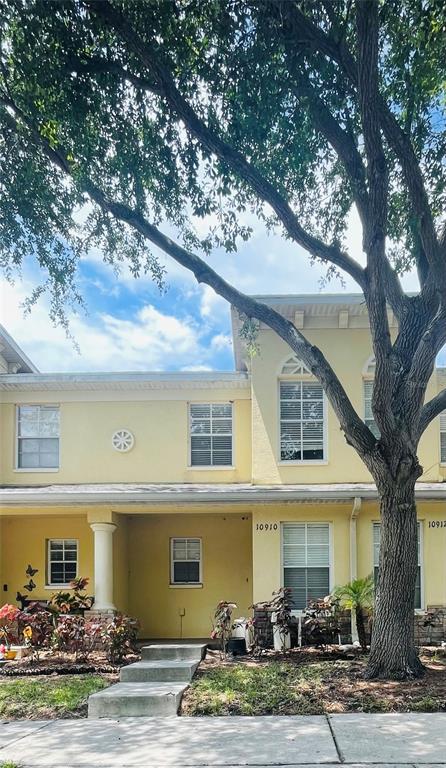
[0,90,377,460]
[83,0,366,290]
[284,0,442,287]
[64,54,162,95]
[356,0,394,438]
[418,386,446,437]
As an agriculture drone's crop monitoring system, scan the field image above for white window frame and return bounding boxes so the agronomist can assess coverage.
[188,402,234,469]
[277,373,328,465]
[440,411,446,465]
[46,538,78,588]
[15,404,60,472]
[170,537,203,587]
[372,521,424,611]
[280,522,333,615]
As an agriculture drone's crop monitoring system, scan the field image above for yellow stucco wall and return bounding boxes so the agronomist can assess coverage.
[0,389,251,485]
[127,512,253,638]
[0,501,444,634]
[0,514,94,605]
[250,328,441,484]
[252,503,351,604]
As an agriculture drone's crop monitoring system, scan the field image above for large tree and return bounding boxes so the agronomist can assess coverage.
[1,0,446,679]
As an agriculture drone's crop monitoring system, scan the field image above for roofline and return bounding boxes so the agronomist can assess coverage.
[0,324,39,373]
[0,482,444,507]
[0,370,250,391]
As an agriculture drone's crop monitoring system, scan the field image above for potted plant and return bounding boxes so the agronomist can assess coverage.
[269,588,293,651]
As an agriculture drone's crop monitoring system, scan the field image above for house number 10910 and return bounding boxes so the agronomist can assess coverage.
[256,523,278,531]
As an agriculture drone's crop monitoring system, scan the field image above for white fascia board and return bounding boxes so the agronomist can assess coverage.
[0,324,39,373]
[1,482,445,507]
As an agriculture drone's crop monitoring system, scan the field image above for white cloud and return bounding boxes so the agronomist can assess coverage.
[211,333,232,351]
[0,278,208,372]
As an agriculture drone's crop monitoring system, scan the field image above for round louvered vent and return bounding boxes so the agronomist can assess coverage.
[112,429,134,453]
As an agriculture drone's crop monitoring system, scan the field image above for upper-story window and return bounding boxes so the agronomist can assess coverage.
[440,412,446,464]
[279,357,325,462]
[189,403,233,467]
[17,405,60,469]
[363,356,380,438]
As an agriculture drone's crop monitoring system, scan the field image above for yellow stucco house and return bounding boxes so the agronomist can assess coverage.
[1,294,445,641]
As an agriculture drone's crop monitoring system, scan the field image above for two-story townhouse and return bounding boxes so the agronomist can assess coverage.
[1,295,445,641]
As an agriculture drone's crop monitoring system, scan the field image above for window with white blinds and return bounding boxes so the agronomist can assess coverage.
[282,523,331,610]
[189,403,233,467]
[17,405,60,469]
[171,538,202,584]
[363,381,380,438]
[373,522,422,609]
[279,381,325,462]
[440,412,446,463]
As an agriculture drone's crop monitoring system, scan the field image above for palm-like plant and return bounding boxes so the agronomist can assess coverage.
[333,575,374,652]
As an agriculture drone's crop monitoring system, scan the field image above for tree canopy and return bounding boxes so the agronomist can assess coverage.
[1,0,446,680]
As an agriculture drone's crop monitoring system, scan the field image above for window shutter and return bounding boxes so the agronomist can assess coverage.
[440,412,446,463]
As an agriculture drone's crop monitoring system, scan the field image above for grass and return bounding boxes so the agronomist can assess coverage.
[183,661,328,716]
[0,675,111,720]
[182,652,446,716]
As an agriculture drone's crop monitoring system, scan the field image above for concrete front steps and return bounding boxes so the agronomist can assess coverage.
[88,643,206,718]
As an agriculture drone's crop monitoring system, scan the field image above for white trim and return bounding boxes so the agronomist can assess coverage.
[170,537,203,586]
[0,323,39,373]
[439,411,446,465]
[188,402,234,469]
[168,583,203,589]
[1,482,445,506]
[46,537,78,587]
[0,372,250,392]
[185,466,236,471]
[15,404,60,471]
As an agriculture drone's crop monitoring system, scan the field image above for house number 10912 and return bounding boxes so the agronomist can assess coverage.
[428,521,446,528]
[256,523,278,531]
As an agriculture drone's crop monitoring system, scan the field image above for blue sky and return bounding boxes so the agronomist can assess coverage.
[0,207,427,373]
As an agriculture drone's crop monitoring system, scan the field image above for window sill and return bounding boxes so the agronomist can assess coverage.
[13,468,60,473]
[186,466,235,471]
[169,583,203,589]
[278,460,328,467]
[44,584,73,590]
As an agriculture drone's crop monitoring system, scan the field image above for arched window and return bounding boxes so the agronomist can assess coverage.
[362,356,379,437]
[280,356,311,376]
[279,356,326,462]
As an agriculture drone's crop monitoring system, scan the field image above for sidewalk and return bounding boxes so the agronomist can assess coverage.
[0,713,445,766]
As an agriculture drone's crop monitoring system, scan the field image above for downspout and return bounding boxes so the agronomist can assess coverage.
[350,497,362,643]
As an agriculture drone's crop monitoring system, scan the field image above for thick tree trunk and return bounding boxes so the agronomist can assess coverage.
[365,479,424,679]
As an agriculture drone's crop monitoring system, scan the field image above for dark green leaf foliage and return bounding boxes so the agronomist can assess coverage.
[1,0,445,320]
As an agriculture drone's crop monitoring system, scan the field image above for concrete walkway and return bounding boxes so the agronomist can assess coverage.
[0,713,445,766]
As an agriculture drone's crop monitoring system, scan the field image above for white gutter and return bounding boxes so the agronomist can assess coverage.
[0,483,444,507]
[349,497,362,644]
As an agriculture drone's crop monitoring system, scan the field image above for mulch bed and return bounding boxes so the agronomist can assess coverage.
[0,650,140,677]
[183,646,446,714]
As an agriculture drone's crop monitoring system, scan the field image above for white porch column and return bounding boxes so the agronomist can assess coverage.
[90,522,117,611]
